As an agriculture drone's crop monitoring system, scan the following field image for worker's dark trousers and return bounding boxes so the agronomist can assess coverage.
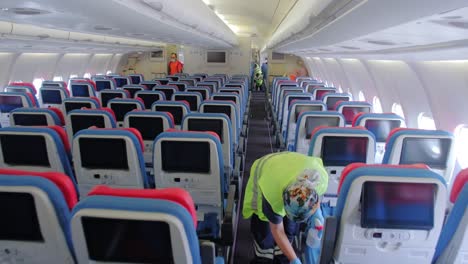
[250,214,297,264]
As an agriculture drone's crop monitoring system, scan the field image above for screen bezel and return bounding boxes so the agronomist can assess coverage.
[206,51,228,64]
[399,137,451,169]
[0,95,27,113]
[71,209,192,264]
[40,89,63,104]
[161,141,211,173]
[361,181,436,230]
[364,119,402,142]
[78,137,129,170]
[12,113,49,126]
[71,84,91,97]
[127,116,165,141]
[187,118,224,144]
[320,136,369,166]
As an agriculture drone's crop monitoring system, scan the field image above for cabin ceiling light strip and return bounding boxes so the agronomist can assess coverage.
[214,10,239,34]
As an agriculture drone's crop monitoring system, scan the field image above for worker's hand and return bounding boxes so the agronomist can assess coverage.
[290,258,302,264]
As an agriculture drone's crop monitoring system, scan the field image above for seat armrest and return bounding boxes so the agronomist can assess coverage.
[234,154,242,178]
[222,184,237,245]
[241,124,248,137]
[319,216,338,264]
[238,137,246,154]
[200,240,216,264]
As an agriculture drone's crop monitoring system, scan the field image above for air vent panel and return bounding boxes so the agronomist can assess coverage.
[5,8,50,15]
[339,46,360,50]
[94,25,113,31]
[367,40,396,45]
[448,21,468,29]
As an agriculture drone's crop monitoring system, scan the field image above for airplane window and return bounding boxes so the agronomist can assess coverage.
[373,96,383,113]
[32,78,44,90]
[53,76,63,81]
[455,124,468,168]
[418,112,436,130]
[392,103,405,119]
[83,73,91,79]
[358,91,366,101]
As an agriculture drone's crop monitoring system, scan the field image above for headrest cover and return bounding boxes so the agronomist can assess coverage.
[0,168,78,209]
[338,163,431,194]
[451,168,468,203]
[88,186,197,227]
[165,129,221,142]
[48,125,71,154]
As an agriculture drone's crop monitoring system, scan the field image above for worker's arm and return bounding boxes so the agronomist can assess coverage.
[270,221,298,262]
[262,196,302,263]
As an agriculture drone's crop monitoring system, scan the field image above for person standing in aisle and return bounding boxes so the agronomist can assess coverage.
[168,52,184,75]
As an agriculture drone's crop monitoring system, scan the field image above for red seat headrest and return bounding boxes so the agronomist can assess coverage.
[166,129,221,142]
[0,168,77,209]
[352,112,367,127]
[47,125,71,154]
[9,82,37,95]
[99,107,117,122]
[25,93,37,107]
[337,163,430,194]
[88,186,197,227]
[89,96,101,108]
[48,107,65,126]
[451,168,468,203]
[385,127,414,145]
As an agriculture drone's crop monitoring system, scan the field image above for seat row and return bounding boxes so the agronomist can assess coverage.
[0,126,238,241]
[267,77,456,196]
[0,80,250,149]
[0,168,226,264]
[312,164,467,264]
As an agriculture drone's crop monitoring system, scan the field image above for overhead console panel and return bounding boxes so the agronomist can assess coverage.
[268,0,468,54]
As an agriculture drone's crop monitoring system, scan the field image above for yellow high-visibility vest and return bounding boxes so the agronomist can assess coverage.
[242,152,328,222]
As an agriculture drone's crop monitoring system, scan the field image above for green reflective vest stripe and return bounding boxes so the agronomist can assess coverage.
[242,152,328,222]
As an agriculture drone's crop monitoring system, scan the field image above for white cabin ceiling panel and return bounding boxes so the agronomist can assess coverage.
[299,6,468,60]
[0,0,237,50]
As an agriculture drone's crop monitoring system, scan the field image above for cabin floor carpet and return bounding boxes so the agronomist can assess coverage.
[233,91,274,263]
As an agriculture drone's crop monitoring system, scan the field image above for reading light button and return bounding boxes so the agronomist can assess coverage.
[372,232,382,238]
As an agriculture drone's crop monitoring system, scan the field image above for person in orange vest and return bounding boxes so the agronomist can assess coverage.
[168,52,184,75]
